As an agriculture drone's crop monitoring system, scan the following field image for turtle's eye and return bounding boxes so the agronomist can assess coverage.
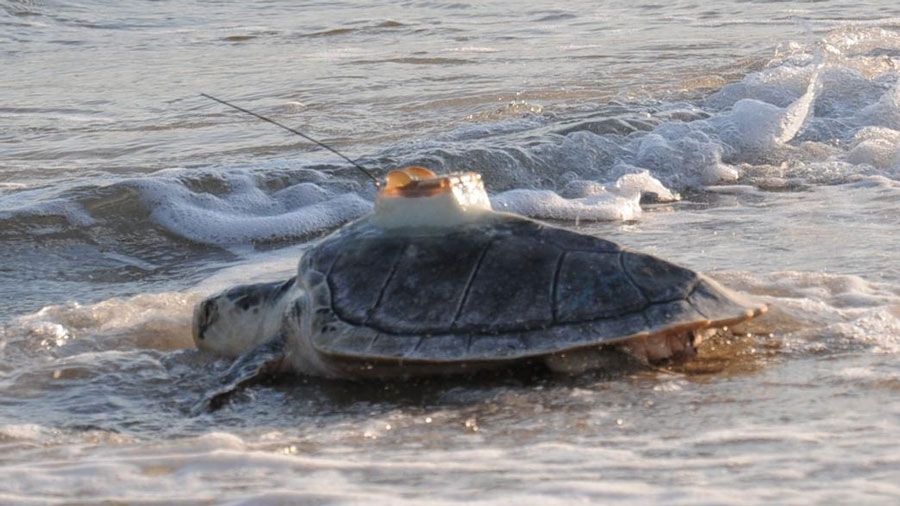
[290,298,304,320]
[196,300,219,340]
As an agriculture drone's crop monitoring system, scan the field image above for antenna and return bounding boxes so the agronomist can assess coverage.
[200,93,381,188]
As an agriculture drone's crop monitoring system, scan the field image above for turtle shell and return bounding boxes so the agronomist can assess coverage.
[299,214,765,363]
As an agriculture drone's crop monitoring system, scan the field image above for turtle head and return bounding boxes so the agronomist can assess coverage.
[372,167,493,228]
[192,294,259,358]
[193,296,231,356]
[192,280,295,358]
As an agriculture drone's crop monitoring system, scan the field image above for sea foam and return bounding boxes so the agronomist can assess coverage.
[133,175,372,245]
[492,170,678,221]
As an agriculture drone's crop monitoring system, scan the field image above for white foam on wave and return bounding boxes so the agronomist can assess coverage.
[129,172,372,245]
[0,185,96,227]
[0,423,47,442]
[857,78,900,129]
[715,271,900,355]
[683,63,822,160]
[0,182,27,192]
[493,188,642,221]
[491,171,678,222]
[723,95,805,149]
[631,127,738,184]
[706,62,819,110]
[516,57,828,191]
[563,30,900,188]
[9,292,202,353]
[845,126,900,168]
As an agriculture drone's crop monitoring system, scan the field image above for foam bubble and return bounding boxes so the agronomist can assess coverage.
[845,126,900,168]
[858,79,900,130]
[813,68,887,119]
[632,128,736,184]
[707,70,820,154]
[705,64,817,110]
[613,171,680,202]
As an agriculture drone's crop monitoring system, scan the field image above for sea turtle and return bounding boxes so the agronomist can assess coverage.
[192,167,766,409]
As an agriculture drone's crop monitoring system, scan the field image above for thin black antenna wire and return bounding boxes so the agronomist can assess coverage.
[200,93,380,187]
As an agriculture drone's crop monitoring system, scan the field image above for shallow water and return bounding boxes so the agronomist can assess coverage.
[2,0,900,504]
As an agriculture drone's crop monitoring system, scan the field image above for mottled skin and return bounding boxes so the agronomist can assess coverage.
[193,210,766,407]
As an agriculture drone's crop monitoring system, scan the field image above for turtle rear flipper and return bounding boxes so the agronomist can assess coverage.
[192,333,287,414]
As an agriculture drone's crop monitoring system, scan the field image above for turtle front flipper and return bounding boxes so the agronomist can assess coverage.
[192,333,287,414]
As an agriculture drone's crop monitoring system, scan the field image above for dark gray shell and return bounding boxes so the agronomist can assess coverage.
[299,214,765,363]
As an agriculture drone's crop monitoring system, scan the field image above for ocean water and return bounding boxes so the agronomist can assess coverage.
[2,0,900,503]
